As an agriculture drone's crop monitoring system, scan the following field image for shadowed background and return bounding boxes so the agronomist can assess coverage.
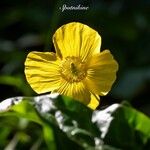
[0,0,150,149]
[0,0,149,115]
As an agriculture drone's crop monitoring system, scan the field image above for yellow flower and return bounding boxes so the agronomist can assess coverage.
[25,22,118,110]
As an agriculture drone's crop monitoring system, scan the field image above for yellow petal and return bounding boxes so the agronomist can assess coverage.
[53,22,101,61]
[55,80,91,105]
[84,50,118,95]
[24,51,61,94]
[87,94,100,110]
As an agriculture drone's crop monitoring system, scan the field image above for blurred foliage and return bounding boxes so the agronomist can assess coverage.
[0,0,150,149]
[0,94,150,149]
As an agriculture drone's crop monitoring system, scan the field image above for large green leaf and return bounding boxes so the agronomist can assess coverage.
[93,102,150,150]
[0,94,150,150]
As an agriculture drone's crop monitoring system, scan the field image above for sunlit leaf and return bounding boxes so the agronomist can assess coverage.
[0,94,150,149]
[93,102,150,149]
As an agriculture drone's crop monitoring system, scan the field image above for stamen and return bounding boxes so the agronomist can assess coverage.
[59,56,87,83]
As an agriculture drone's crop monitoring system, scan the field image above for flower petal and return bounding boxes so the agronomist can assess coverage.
[55,80,91,105]
[88,94,100,110]
[25,51,61,94]
[84,50,118,95]
[53,22,101,61]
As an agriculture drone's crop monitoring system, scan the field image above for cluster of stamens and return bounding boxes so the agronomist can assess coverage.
[59,56,87,83]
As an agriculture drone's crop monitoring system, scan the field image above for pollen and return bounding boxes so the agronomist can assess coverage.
[60,56,87,82]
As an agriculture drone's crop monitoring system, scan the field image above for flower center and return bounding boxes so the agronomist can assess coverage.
[60,56,87,83]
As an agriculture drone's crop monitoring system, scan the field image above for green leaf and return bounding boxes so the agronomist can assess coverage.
[0,96,57,150]
[11,100,42,124]
[93,103,150,150]
[0,94,150,150]
[0,75,33,96]
[43,125,56,150]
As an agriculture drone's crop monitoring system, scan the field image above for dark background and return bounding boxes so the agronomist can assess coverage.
[0,0,150,115]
